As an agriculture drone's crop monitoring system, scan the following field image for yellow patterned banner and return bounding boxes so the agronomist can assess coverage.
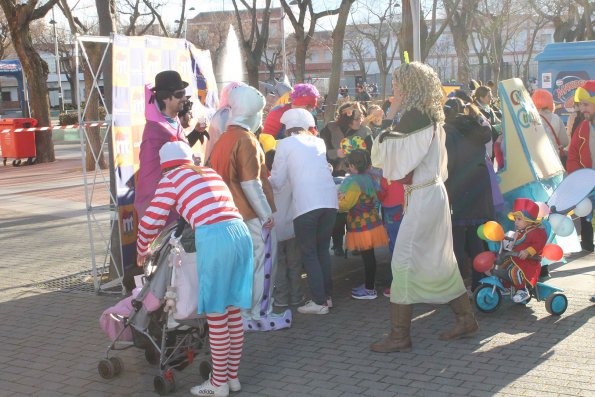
[111,34,218,269]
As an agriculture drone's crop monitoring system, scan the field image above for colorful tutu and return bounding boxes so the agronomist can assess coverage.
[345,225,388,251]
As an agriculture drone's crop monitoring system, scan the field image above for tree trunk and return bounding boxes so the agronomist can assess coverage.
[246,52,261,89]
[324,1,354,124]
[451,27,471,85]
[491,58,501,83]
[379,70,388,99]
[10,25,55,162]
[522,25,541,83]
[294,34,307,83]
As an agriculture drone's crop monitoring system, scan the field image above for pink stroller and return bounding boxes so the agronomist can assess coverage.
[98,222,212,395]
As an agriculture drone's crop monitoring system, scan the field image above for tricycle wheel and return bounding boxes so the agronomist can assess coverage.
[154,373,176,395]
[199,360,212,380]
[545,292,567,316]
[98,359,115,379]
[26,157,36,165]
[473,284,502,313]
[109,357,123,376]
[12,159,21,167]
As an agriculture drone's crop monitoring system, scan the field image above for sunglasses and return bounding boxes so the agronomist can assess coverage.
[172,90,186,99]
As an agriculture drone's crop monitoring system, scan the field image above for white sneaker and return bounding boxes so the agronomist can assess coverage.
[190,379,229,397]
[228,377,241,392]
[512,288,530,303]
[297,300,329,315]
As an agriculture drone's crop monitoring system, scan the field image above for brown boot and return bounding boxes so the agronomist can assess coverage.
[439,293,479,341]
[370,303,412,352]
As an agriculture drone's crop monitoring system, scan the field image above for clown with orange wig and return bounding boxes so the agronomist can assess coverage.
[531,89,569,162]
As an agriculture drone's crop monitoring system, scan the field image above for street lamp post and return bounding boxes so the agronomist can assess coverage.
[280,8,288,79]
[411,0,421,61]
[50,7,64,112]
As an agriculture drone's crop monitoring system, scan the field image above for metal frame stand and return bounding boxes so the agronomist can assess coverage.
[74,35,124,294]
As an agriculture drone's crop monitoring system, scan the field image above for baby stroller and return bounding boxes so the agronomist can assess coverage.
[98,221,212,395]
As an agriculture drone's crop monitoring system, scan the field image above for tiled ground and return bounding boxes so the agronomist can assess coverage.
[0,144,593,397]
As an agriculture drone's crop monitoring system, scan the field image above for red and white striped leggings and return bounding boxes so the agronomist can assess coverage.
[206,306,244,386]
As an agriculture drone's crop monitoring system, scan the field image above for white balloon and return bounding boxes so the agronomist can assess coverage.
[548,213,565,228]
[549,213,575,237]
[574,198,593,218]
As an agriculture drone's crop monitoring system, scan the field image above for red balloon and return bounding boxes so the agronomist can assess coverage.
[473,251,496,273]
[542,244,564,262]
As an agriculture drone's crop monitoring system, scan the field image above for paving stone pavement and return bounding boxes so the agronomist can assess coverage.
[0,144,593,397]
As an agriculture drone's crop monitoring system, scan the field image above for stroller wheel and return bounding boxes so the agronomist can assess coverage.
[98,359,115,379]
[154,373,176,395]
[109,357,123,376]
[145,345,160,366]
[199,360,212,380]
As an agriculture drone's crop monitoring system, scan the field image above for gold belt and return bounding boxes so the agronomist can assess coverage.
[403,177,440,213]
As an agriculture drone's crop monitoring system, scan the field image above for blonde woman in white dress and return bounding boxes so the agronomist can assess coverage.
[370,62,479,352]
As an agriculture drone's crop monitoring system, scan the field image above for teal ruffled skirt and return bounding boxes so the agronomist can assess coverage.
[195,219,253,314]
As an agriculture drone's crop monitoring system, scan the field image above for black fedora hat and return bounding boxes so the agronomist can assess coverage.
[151,70,189,92]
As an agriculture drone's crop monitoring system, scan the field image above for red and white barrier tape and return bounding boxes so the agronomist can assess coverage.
[0,122,109,134]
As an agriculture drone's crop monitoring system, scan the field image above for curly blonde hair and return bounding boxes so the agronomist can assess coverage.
[392,62,445,123]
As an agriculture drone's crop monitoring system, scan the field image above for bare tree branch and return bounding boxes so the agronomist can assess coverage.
[31,0,61,20]
[281,0,340,82]
[232,0,273,87]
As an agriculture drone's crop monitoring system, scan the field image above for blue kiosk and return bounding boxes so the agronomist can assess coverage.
[535,41,595,122]
[0,59,28,117]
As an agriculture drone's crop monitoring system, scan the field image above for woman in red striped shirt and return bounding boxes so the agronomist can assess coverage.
[137,140,253,397]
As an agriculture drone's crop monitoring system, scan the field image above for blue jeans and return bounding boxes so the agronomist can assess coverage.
[382,204,403,285]
[293,208,337,305]
[382,204,403,255]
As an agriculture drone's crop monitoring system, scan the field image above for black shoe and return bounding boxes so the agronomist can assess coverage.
[539,266,551,281]
[580,242,594,253]
[333,247,345,257]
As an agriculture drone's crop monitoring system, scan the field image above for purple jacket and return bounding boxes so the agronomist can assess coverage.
[134,84,187,220]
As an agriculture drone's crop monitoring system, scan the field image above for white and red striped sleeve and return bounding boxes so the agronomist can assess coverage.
[136,176,177,256]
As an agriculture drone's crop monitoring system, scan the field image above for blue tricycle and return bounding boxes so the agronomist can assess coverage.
[473,249,568,316]
[474,168,595,316]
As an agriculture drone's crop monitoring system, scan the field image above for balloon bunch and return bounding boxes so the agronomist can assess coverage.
[473,221,505,273]
[476,221,505,242]
[472,219,566,272]
[535,197,592,237]
[542,244,564,262]
[473,251,496,273]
